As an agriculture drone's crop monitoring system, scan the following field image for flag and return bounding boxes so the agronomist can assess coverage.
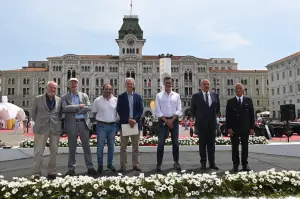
[148,80,151,87]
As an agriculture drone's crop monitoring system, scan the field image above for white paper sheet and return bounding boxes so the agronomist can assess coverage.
[121,124,139,136]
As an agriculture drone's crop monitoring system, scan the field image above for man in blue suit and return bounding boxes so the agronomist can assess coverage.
[117,77,144,172]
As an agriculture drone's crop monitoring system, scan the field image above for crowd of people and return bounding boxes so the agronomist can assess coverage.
[31,76,255,179]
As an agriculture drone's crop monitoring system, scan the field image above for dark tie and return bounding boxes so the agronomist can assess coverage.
[205,93,209,106]
[238,97,242,106]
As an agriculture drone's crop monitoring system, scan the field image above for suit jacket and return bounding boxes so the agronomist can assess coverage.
[226,96,255,134]
[117,92,144,130]
[31,94,62,135]
[191,92,220,133]
[60,91,92,132]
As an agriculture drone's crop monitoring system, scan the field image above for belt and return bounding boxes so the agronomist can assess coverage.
[76,119,85,122]
[165,117,173,119]
[97,121,116,125]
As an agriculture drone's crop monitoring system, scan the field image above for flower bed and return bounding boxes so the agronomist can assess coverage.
[1,169,300,198]
[19,136,268,148]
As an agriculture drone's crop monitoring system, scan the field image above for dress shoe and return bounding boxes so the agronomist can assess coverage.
[231,166,239,172]
[156,164,162,172]
[47,174,56,180]
[98,165,103,173]
[87,168,97,176]
[173,162,181,171]
[133,165,142,172]
[65,170,75,176]
[242,165,251,172]
[119,165,126,172]
[200,164,206,170]
[108,165,116,172]
[209,164,219,170]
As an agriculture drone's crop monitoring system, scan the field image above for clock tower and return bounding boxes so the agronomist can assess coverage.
[116,15,146,60]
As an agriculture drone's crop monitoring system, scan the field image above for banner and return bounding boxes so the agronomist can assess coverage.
[159,57,172,90]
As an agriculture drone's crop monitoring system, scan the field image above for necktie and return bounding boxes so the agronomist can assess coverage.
[238,97,242,106]
[205,93,209,106]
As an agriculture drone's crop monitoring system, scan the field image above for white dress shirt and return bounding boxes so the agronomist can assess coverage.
[92,95,118,122]
[155,91,182,118]
[236,95,244,104]
[202,91,212,107]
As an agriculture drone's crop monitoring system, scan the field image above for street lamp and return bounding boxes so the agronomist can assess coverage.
[36,77,45,95]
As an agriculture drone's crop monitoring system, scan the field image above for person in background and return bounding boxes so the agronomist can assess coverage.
[117,77,144,172]
[61,78,97,176]
[92,83,118,173]
[226,83,255,172]
[191,79,220,170]
[31,81,62,180]
[155,76,182,172]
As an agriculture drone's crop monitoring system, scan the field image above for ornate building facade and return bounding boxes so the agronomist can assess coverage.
[266,52,300,118]
[1,15,268,116]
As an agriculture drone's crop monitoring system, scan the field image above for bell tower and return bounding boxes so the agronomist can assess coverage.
[116,15,146,60]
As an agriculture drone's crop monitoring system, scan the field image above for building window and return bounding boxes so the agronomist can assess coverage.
[82,78,85,85]
[82,88,85,93]
[272,111,276,118]
[257,100,260,106]
[244,88,248,95]
[289,85,293,93]
[22,101,25,106]
[298,84,300,92]
[271,89,274,95]
[256,79,259,85]
[283,86,286,94]
[57,88,60,96]
[271,75,274,81]
[282,72,285,79]
[289,70,292,77]
[277,74,279,80]
[277,88,280,95]
[256,88,260,95]
[297,68,300,75]
[58,78,60,85]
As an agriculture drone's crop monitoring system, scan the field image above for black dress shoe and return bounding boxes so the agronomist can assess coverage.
[156,164,162,172]
[65,170,75,176]
[209,164,219,170]
[119,166,126,172]
[173,162,181,171]
[133,165,142,172]
[108,165,116,172]
[200,164,206,170]
[87,168,97,175]
[242,165,251,172]
[231,166,239,172]
[98,165,103,173]
[47,174,56,180]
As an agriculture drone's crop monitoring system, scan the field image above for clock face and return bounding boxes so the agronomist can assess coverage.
[127,39,134,46]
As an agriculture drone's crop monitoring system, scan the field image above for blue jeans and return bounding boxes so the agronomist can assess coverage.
[96,122,117,166]
[157,119,179,165]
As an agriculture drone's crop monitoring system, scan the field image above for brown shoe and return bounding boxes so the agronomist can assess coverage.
[133,165,142,172]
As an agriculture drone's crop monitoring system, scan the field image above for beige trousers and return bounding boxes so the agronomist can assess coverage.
[120,131,140,167]
[33,133,60,175]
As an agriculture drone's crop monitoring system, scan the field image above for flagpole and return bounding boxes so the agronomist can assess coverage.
[130,0,133,16]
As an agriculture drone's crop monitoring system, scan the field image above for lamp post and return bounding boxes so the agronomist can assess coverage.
[36,77,45,95]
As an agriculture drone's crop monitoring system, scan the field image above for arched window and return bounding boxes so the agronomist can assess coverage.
[8,78,11,84]
[129,48,132,53]
[59,66,61,71]
[82,78,85,85]
[132,48,135,53]
[136,48,139,54]
[57,78,60,85]
[82,66,84,71]
[102,66,104,72]
[95,66,98,72]
[126,48,129,53]
[23,78,27,84]
[122,48,125,54]
[100,78,104,85]
[96,78,99,86]
[227,79,230,85]
[114,79,117,86]
[53,78,57,83]
[189,72,192,80]
[86,78,89,85]
[12,78,15,84]
[27,78,30,84]
[110,79,113,86]
[53,66,56,71]
[231,79,233,85]
[85,66,88,72]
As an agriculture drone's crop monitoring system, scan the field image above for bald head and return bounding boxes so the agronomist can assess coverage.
[234,83,244,97]
[200,79,210,93]
[46,81,57,97]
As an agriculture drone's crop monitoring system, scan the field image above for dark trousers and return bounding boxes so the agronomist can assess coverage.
[230,132,249,167]
[198,129,216,165]
[157,119,179,165]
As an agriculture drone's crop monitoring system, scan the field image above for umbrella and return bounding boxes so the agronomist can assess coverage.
[0,96,26,121]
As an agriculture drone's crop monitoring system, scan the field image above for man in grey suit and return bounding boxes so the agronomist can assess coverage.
[61,78,97,176]
[32,81,62,180]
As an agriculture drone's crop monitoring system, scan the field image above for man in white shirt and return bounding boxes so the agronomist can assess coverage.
[92,83,118,173]
[155,76,182,172]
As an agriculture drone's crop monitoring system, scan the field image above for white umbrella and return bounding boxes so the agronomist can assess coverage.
[0,96,26,121]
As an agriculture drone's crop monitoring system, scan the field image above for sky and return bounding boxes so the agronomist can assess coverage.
[0,0,299,70]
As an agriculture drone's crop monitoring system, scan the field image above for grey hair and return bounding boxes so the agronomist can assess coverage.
[234,83,245,90]
[46,81,57,88]
[125,77,135,86]
[200,79,210,85]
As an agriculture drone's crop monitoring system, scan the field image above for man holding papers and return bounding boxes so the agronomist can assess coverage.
[117,77,144,172]
[155,76,182,172]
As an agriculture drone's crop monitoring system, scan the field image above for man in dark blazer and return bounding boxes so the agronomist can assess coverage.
[226,83,254,172]
[117,77,144,172]
[191,79,220,170]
